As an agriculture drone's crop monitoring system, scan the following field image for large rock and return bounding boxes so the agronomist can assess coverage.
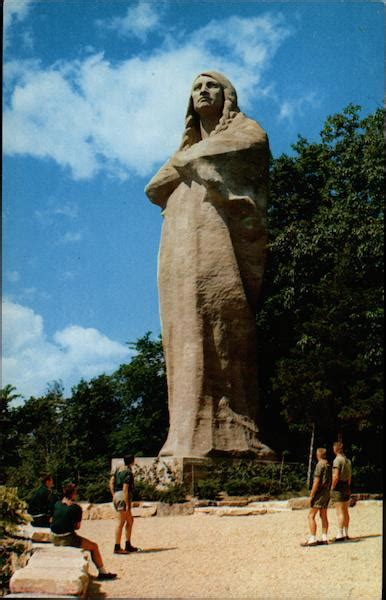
[9,546,90,597]
[132,505,158,517]
[217,499,249,507]
[9,567,88,597]
[217,507,267,517]
[287,497,310,510]
[156,502,194,517]
[88,502,115,520]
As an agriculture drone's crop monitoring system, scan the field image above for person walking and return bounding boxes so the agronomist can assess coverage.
[110,455,139,554]
[301,448,332,547]
[51,483,117,580]
[330,440,352,542]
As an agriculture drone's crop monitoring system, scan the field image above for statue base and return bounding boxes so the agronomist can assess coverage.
[112,453,276,495]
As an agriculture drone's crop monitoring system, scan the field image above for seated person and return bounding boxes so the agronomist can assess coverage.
[28,473,57,527]
[51,483,117,580]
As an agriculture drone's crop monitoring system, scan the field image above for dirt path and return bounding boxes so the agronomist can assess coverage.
[82,502,382,599]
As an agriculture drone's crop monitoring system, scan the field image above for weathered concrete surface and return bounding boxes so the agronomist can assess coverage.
[145,71,274,459]
[9,546,90,597]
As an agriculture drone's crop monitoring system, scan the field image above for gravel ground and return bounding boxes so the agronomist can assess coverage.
[82,502,382,599]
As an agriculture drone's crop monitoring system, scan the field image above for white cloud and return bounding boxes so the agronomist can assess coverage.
[278,92,319,123]
[3,12,295,180]
[101,2,161,41]
[4,0,32,49]
[1,299,131,398]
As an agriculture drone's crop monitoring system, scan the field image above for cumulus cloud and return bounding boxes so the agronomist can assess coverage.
[278,92,319,123]
[3,12,295,180]
[100,2,162,41]
[2,299,131,398]
[3,0,32,48]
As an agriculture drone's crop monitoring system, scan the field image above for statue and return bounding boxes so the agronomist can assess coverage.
[145,71,274,459]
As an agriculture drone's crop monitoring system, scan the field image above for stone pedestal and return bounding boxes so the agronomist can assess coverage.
[112,455,276,495]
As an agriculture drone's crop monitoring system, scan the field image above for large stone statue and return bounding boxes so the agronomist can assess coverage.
[145,71,274,459]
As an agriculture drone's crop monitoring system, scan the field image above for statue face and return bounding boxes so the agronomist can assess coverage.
[191,75,224,118]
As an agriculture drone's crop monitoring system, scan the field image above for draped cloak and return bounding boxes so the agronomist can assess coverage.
[145,108,273,458]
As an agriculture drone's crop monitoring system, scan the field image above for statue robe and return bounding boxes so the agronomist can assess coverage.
[145,112,273,458]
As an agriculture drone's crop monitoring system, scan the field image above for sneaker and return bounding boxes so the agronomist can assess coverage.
[334,536,346,543]
[300,540,319,547]
[125,544,140,552]
[114,548,130,554]
[98,572,117,580]
[317,540,328,545]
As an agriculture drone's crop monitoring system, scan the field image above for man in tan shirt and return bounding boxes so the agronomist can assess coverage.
[330,441,352,541]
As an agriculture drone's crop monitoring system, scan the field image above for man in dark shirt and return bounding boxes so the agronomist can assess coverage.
[109,454,138,554]
[28,473,57,527]
[51,483,116,580]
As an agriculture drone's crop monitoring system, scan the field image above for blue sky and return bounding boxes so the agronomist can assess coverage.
[2,0,384,399]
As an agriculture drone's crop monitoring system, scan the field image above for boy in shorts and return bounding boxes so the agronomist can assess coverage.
[330,441,352,541]
[51,483,116,580]
[110,455,138,554]
[301,448,332,547]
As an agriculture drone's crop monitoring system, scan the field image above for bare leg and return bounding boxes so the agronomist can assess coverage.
[308,508,318,536]
[335,502,345,529]
[80,537,103,570]
[125,510,134,543]
[115,511,126,546]
[342,500,350,531]
[319,508,328,535]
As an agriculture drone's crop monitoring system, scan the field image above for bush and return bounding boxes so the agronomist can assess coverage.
[78,478,111,503]
[157,484,187,504]
[196,479,221,500]
[223,479,250,497]
[132,480,159,501]
[0,487,30,536]
[351,465,383,493]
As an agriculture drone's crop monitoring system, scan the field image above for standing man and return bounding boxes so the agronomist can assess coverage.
[301,448,332,546]
[28,473,57,527]
[331,441,352,541]
[110,455,138,554]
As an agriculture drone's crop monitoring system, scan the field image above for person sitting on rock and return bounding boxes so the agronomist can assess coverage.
[110,454,139,554]
[28,473,58,527]
[51,483,117,580]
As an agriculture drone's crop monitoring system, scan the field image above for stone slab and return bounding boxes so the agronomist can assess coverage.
[31,527,52,542]
[10,567,88,597]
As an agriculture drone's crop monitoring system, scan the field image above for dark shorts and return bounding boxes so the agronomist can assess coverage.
[31,515,51,528]
[113,490,131,512]
[331,481,351,503]
[51,532,83,548]
[311,490,330,509]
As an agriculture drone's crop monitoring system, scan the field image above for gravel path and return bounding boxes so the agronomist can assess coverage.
[82,502,382,599]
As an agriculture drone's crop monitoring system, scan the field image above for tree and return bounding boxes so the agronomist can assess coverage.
[257,105,383,477]
[110,333,168,457]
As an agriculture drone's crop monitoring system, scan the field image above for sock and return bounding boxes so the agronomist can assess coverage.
[99,566,107,574]
[114,544,121,551]
[337,528,344,538]
[344,527,349,537]
[125,541,132,549]
[309,535,316,543]
[322,533,328,541]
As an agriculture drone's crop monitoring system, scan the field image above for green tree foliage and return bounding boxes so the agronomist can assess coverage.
[257,105,383,477]
[110,333,168,457]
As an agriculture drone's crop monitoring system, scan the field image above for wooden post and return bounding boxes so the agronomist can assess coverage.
[279,453,285,487]
[306,423,315,489]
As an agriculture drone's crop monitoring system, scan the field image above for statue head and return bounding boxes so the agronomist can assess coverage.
[180,71,240,149]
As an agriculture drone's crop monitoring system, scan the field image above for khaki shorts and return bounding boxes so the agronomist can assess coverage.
[52,532,82,548]
[331,481,351,503]
[113,490,131,512]
[311,489,330,509]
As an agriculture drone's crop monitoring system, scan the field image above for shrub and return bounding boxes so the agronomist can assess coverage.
[157,483,187,504]
[0,487,30,536]
[132,481,159,501]
[196,479,221,500]
[78,478,111,503]
[223,479,250,497]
